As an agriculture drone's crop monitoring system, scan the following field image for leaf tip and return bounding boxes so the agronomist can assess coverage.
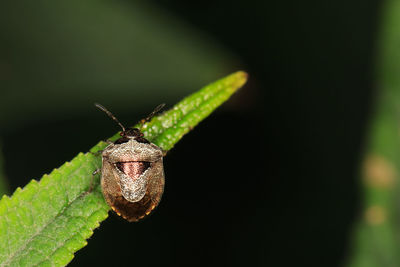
[230,71,248,91]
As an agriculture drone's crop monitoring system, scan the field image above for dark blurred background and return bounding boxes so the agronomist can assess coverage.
[0,0,381,266]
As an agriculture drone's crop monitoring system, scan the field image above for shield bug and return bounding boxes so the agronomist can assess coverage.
[95,103,165,222]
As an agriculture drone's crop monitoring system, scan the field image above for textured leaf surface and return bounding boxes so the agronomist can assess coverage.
[0,71,247,267]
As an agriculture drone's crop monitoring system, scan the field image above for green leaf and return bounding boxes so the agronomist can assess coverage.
[0,71,248,267]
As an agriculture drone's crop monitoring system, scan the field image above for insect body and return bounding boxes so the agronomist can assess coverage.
[95,104,165,222]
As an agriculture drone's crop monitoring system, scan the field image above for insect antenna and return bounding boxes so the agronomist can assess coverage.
[140,103,166,125]
[95,103,126,132]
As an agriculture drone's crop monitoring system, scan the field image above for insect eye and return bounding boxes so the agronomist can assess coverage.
[114,137,130,144]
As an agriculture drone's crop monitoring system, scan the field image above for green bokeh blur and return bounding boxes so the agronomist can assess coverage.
[0,0,394,266]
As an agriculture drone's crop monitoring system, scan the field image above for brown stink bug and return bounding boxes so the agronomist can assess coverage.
[94,103,165,222]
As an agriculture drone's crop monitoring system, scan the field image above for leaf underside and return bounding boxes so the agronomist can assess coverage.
[0,71,248,267]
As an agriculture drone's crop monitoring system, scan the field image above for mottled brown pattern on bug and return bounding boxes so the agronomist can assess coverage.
[110,192,158,222]
[95,103,165,222]
[104,171,164,222]
[101,154,164,222]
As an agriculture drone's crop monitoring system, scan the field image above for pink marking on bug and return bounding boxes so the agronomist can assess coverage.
[116,162,150,181]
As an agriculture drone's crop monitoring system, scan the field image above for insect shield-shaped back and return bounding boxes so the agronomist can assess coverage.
[95,104,165,222]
